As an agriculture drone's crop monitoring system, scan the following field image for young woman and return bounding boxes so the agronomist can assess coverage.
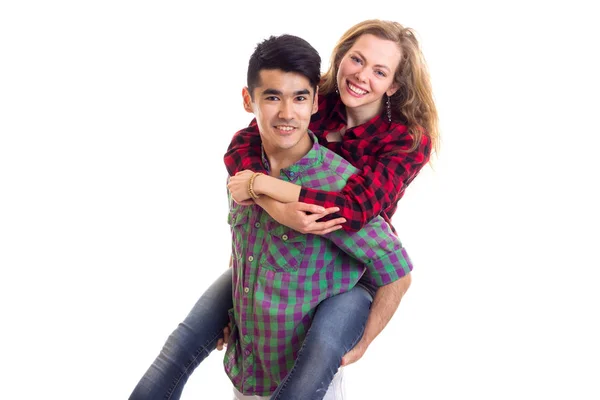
[129,19,438,400]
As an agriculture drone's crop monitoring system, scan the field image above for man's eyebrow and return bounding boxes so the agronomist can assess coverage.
[262,89,283,96]
[261,88,312,96]
[293,89,311,96]
[354,50,391,72]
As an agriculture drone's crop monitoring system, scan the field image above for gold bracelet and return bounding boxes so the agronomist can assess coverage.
[248,172,263,200]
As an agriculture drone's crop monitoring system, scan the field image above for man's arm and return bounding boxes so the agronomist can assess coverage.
[324,213,414,365]
[341,273,411,366]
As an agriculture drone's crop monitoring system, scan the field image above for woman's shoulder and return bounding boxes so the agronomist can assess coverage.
[371,123,431,161]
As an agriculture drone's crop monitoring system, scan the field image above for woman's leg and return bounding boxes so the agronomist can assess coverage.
[271,285,373,400]
[129,268,233,400]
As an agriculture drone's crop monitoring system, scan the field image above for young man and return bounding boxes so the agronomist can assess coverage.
[225,34,412,400]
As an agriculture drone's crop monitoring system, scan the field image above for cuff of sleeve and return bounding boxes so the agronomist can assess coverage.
[363,247,413,287]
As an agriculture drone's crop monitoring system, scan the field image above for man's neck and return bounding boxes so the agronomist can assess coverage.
[263,133,313,178]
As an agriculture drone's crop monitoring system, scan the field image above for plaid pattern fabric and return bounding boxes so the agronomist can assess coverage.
[224,133,412,396]
[223,92,432,233]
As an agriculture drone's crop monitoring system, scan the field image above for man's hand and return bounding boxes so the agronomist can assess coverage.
[341,338,369,366]
[272,202,346,235]
[227,170,255,204]
[216,323,232,351]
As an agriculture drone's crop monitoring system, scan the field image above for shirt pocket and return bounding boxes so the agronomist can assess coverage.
[260,219,306,273]
[227,208,250,261]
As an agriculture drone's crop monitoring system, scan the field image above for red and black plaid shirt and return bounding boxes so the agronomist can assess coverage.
[223,92,431,232]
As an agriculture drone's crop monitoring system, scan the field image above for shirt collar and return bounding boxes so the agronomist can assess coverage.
[324,92,391,138]
[260,131,323,180]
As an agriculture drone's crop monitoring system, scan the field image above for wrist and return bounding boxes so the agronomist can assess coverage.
[253,174,266,196]
[248,172,263,200]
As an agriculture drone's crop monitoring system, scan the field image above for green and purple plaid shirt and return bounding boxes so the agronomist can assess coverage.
[224,133,412,396]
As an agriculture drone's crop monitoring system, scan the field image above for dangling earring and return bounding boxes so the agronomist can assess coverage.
[386,95,392,122]
[335,83,339,94]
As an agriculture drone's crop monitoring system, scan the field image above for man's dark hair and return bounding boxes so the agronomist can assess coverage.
[247,34,321,98]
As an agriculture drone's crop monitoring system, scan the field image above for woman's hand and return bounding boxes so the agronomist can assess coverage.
[268,201,347,235]
[227,170,255,204]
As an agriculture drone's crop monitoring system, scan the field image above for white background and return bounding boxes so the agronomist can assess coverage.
[1,1,599,399]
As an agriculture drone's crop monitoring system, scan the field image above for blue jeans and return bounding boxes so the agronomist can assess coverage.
[129,269,233,400]
[271,285,372,400]
[129,269,372,400]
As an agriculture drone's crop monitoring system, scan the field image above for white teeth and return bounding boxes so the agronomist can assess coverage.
[276,126,294,131]
[348,82,367,95]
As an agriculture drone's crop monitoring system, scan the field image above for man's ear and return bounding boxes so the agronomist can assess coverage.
[312,87,319,115]
[242,87,253,113]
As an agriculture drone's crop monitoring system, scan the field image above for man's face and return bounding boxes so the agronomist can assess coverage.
[243,69,318,154]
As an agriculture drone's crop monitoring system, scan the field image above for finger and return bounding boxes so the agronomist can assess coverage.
[223,326,231,343]
[341,353,353,366]
[294,202,330,214]
[306,214,346,226]
[217,338,223,351]
[321,207,341,215]
[312,225,343,236]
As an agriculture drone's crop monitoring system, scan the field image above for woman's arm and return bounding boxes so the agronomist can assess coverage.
[224,123,431,233]
[230,135,431,232]
[301,130,432,231]
[223,121,267,176]
[254,196,346,235]
[225,125,347,234]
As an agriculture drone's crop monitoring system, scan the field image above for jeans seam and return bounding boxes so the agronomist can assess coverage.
[164,327,223,399]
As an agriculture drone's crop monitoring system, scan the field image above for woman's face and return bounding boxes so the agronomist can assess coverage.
[336,33,401,115]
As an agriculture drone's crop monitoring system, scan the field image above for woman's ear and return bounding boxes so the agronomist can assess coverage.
[386,83,399,97]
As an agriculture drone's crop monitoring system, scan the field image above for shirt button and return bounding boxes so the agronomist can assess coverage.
[282,234,288,241]
[254,222,260,228]
[248,255,254,262]
[244,287,249,293]
[289,171,295,177]
[244,349,251,356]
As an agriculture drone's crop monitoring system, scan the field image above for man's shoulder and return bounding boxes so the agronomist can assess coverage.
[317,145,358,177]
[296,144,357,192]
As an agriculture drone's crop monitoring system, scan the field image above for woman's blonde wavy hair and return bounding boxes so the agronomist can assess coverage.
[320,19,439,154]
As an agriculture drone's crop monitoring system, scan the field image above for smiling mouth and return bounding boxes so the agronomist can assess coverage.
[274,125,297,134]
[347,81,368,96]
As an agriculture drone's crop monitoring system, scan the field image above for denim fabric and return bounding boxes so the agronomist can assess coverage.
[129,269,233,400]
[129,272,372,400]
[270,286,372,400]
